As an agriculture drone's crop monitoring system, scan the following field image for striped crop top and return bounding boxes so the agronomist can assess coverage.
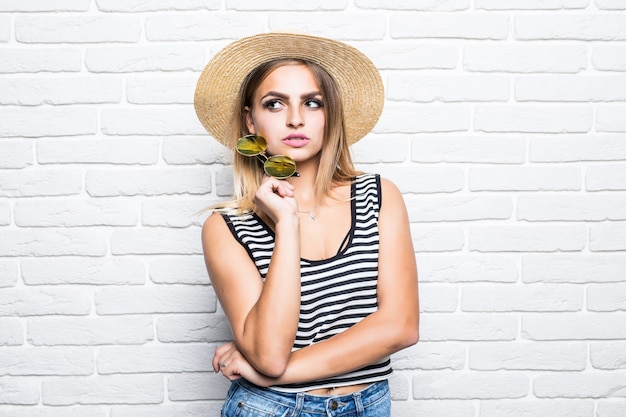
[221,173,391,392]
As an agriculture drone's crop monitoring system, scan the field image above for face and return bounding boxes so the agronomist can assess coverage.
[245,63,325,161]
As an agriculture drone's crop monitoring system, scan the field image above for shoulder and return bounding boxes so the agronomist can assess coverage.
[377,176,406,213]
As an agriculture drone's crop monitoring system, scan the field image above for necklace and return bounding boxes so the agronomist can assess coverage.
[298,205,318,222]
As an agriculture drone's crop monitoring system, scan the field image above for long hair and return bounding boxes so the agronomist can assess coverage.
[220,59,360,214]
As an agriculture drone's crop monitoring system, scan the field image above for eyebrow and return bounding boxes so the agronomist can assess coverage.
[261,91,322,101]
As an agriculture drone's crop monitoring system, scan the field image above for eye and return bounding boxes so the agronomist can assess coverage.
[262,99,283,111]
[305,99,323,109]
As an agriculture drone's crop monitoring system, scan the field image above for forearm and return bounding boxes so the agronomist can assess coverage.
[238,217,301,375]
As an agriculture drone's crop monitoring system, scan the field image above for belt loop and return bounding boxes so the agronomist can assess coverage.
[291,392,305,417]
[353,391,364,416]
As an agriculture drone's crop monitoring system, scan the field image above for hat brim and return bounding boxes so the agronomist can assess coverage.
[194,32,384,148]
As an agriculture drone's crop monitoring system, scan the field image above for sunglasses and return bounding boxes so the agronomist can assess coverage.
[236,134,298,179]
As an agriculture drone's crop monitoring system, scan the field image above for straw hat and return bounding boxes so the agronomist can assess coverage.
[194,32,384,148]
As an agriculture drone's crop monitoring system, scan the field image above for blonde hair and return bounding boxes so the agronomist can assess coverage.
[217,59,361,214]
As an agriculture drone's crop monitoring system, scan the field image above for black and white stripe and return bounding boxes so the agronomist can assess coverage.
[222,173,391,392]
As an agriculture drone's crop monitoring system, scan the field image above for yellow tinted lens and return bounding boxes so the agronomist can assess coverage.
[236,135,267,156]
[264,155,296,179]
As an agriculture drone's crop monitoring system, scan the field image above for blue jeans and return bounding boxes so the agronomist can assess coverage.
[221,379,391,417]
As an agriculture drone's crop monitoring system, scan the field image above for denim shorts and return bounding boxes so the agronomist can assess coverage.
[221,379,391,417]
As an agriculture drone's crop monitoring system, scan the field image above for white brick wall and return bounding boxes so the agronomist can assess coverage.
[1,1,625,416]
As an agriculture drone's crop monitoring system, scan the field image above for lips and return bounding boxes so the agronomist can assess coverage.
[282,134,310,148]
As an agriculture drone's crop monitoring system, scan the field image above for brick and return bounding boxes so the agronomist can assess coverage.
[95,285,216,314]
[127,77,196,104]
[28,316,153,346]
[523,254,626,283]
[391,342,465,370]
[477,0,589,8]
[377,165,464,193]
[356,0,469,10]
[588,283,626,312]
[0,140,32,169]
[464,44,586,73]
[530,135,626,162]
[110,228,203,255]
[404,195,513,222]
[534,372,626,398]
[391,14,509,39]
[462,285,583,312]
[150,256,210,285]
[167,372,229,400]
[142,200,209,227]
[388,74,509,103]
[101,108,204,135]
[515,14,626,41]
[0,347,93,376]
[388,373,410,401]
[95,0,220,12]
[0,16,9,42]
[269,14,386,40]
[0,406,106,417]
[352,134,409,163]
[0,229,106,257]
[43,375,163,405]
[587,164,626,191]
[590,223,626,251]
[85,46,205,73]
[377,104,470,134]
[420,314,518,341]
[145,14,263,41]
[471,225,586,253]
[0,378,39,405]
[518,195,626,221]
[215,166,235,196]
[598,400,626,417]
[162,136,230,165]
[410,225,465,253]
[229,0,348,10]
[470,166,581,191]
[0,0,90,12]
[474,105,592,133]
[591,342,626,369]
[596,0,626,8]
[0,319,22,346]
[157,314,231,342]
[86,167,211,197]
[392,400,475,417]
[416,285,458,312]
[597,106,626,132]
[110,403,222,417]
[0,288,91,316]
[523,313,626,340]
[0,78,122,106]
[593,45,626,71]
[412,136,525,164]
[480,400,594,417]
[0,261,18,288]
[470,342,586,371]
[359,43,458,70]
[97,345,214,373]
[417,255,518,283]
[517,76,626,102]
[16,16,141,43]
[0,48,82,73]
[38,138,159,165]
[0,201,10,226]
[15,199,138,227]
[0,108,97,137]
[413,372,528,399]
[21,257,145,285]
[0,170,81,197]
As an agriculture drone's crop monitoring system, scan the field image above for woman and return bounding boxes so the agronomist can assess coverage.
[194,32,419,416]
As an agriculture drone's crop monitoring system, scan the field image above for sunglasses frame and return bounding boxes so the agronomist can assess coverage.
[236,135,298,179]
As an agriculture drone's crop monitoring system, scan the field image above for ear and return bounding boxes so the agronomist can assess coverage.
[244,106,255,135]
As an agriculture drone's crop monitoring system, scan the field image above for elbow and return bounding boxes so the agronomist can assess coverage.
[254,356,288,378]
[394,319,419,350]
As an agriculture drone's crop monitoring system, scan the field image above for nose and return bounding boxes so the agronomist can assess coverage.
[287,106,304,128]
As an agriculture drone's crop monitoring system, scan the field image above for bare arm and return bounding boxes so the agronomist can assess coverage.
[203,177,302,377]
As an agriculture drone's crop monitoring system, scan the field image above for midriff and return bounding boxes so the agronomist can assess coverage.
[306,383,371,396]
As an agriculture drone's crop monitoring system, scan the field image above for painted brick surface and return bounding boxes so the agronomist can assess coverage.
[1,2,625,416]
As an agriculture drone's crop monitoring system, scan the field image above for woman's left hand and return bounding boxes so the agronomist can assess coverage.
[213,342,274,387]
